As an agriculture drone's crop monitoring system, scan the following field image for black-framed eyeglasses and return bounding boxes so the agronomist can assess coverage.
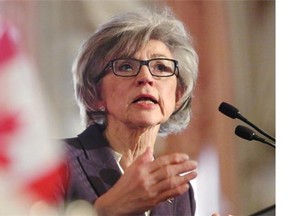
[98,58,179,81]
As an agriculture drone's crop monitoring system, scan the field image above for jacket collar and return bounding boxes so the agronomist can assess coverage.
[77,124,122,196]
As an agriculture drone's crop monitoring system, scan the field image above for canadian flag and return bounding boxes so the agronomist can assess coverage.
[0,18,66,214]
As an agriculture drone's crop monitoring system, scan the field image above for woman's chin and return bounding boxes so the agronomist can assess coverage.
[127,116,163,129]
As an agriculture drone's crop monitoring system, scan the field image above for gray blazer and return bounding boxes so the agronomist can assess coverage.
[61,124,196,216]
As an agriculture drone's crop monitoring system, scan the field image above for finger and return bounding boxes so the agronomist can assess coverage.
[151,171,197,195]
[147,153,190,172]
[151,160,198,183]
[134,146,154,165]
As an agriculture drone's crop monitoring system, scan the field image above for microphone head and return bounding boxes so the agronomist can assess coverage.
[218,102,239,119]
[235,125,255,141]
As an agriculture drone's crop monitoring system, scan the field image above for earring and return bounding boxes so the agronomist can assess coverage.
[99,105,106,112]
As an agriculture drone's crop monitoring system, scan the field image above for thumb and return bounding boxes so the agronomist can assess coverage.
[136,146,154,164]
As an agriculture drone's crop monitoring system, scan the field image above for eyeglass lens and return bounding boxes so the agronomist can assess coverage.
[112,59,176,77]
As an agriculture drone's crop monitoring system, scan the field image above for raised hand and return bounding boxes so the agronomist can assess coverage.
[94,147,198,216]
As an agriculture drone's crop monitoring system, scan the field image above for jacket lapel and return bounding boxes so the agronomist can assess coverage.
[76,125,122,197]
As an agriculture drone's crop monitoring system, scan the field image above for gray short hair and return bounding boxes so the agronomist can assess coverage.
[72,8,198,136]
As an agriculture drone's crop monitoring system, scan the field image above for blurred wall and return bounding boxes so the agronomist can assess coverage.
[0,1,275,215]
[227,1,275,213]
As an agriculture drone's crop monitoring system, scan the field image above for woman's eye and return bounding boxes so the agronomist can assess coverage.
[119,64,133,72]
[156,64,167,71]
[155,63,173,73]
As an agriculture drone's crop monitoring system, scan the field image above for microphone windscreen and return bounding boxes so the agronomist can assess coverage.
[235,125,254,141]
[218,102,239,119]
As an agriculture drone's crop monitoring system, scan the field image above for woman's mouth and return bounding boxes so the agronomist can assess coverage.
[132,95,158,106]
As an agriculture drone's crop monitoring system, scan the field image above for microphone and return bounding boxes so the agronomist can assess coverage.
[235,125,275,148]
[218,102,275,142]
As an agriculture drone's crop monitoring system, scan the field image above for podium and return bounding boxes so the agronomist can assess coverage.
[249,204,275,216]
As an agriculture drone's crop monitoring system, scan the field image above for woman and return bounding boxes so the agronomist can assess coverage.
[62,8,199,216]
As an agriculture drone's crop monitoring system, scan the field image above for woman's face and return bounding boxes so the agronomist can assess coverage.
[99,39,181,130]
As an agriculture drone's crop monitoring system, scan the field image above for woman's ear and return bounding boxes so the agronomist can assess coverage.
[175,86,184,110]
[95,82,103,99]
[94,83,107,111]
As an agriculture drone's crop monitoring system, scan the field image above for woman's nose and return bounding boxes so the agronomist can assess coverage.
[135,65,155,86]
